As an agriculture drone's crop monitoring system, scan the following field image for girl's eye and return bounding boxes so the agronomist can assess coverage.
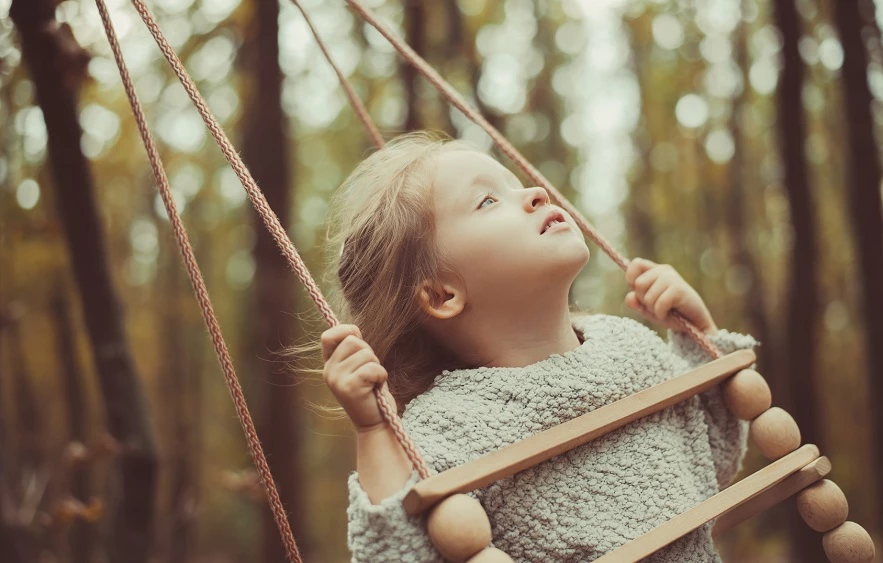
[478,192,496,209]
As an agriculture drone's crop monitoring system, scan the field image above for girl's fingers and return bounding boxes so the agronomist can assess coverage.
[625,291,638,310]
[337,346,379,375]
[329,335,365,366]
[353,362,388,387]
[653,286,678,321]
[625,258,655,286]
[625,291,642,311]
[321,324,361,362]
[632,268,660,299]
[642,276,669,310]
[625,291,652,318]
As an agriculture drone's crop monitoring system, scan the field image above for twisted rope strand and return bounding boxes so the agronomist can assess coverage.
[94,1,304,561]
[289,0,719,362]
[290,0,384,149]
[125,0,432,480]
[343,0,721,359]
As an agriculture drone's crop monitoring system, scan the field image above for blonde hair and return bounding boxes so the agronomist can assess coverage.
[288,131,480,414]
[288,131,592,416]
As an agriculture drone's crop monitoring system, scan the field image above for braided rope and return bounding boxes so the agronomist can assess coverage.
[342,0,721,359]
[290,0,384,149]
[98,1,434,560]
[94,2,303,561]
[124,0,431,481]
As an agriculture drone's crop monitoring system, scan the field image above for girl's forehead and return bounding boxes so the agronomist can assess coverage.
[432,151,507,211]
[434,151,512,192]
[436,149,498,171]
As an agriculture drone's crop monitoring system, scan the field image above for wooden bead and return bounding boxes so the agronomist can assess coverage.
[749,407,801,460]
[722,369,772,420]
[796,479,849,532]
[467,547,515,562]
[427,494,492,562]
[822,521,875,563]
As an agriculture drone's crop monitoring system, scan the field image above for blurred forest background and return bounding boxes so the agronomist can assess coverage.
[1,0,882,561]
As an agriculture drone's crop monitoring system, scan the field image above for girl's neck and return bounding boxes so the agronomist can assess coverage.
[443,298,584,369]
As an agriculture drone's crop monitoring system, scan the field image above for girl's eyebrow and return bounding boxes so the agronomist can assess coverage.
[463,174,495,207]
[462,171,520,209]
[468,173,495,189]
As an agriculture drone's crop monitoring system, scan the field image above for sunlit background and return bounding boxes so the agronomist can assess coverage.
[1,0,881,561]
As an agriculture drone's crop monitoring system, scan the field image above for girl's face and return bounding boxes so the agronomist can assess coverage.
[430,150,590,306]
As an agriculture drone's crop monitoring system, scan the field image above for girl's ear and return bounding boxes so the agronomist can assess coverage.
[418,280,465,320]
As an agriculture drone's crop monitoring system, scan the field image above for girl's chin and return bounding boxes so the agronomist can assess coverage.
[525,256,588,281]
[556,245,591,269]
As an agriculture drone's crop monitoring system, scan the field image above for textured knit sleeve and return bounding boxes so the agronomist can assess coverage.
[347,469,443,563]
[667,327,761,490]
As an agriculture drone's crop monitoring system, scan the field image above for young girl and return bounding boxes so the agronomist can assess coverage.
[318,132,759,562]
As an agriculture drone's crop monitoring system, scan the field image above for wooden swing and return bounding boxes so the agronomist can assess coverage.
[93,0,876,561]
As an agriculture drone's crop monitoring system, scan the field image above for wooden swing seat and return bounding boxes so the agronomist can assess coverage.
[411,350,835,561]
[405,350,757,515]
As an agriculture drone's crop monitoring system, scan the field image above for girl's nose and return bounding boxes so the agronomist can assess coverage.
[524,186,550,210]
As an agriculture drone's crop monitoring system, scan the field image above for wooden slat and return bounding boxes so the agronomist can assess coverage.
[403,350,756,515]
[711,456,831,537]
[592,444,820,563]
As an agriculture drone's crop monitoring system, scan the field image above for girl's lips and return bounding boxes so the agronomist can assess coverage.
[542,221,570,234]
[540,210,568,233]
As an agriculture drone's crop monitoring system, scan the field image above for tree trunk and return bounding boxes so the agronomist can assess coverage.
[453,0,505,136]
[240,0,308,560]
[52,288,94,563]
[0,311,36,563]
[727,3,773,376]
[0,471,36,563]
[771,1,825,561]
[831,0,883,534]
[9,316,42,474]
[157,249,199,563]
[9,2,158,561]
[625,11,660,261]
[724,6,783,550]
[403,0,426,131]
[858,0,883,65]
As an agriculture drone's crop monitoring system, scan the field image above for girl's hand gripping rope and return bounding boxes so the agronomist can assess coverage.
[624,258,718,335]
[322,324,397,432]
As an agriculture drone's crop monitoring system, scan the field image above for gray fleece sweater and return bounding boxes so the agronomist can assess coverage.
[347,313,759,562]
